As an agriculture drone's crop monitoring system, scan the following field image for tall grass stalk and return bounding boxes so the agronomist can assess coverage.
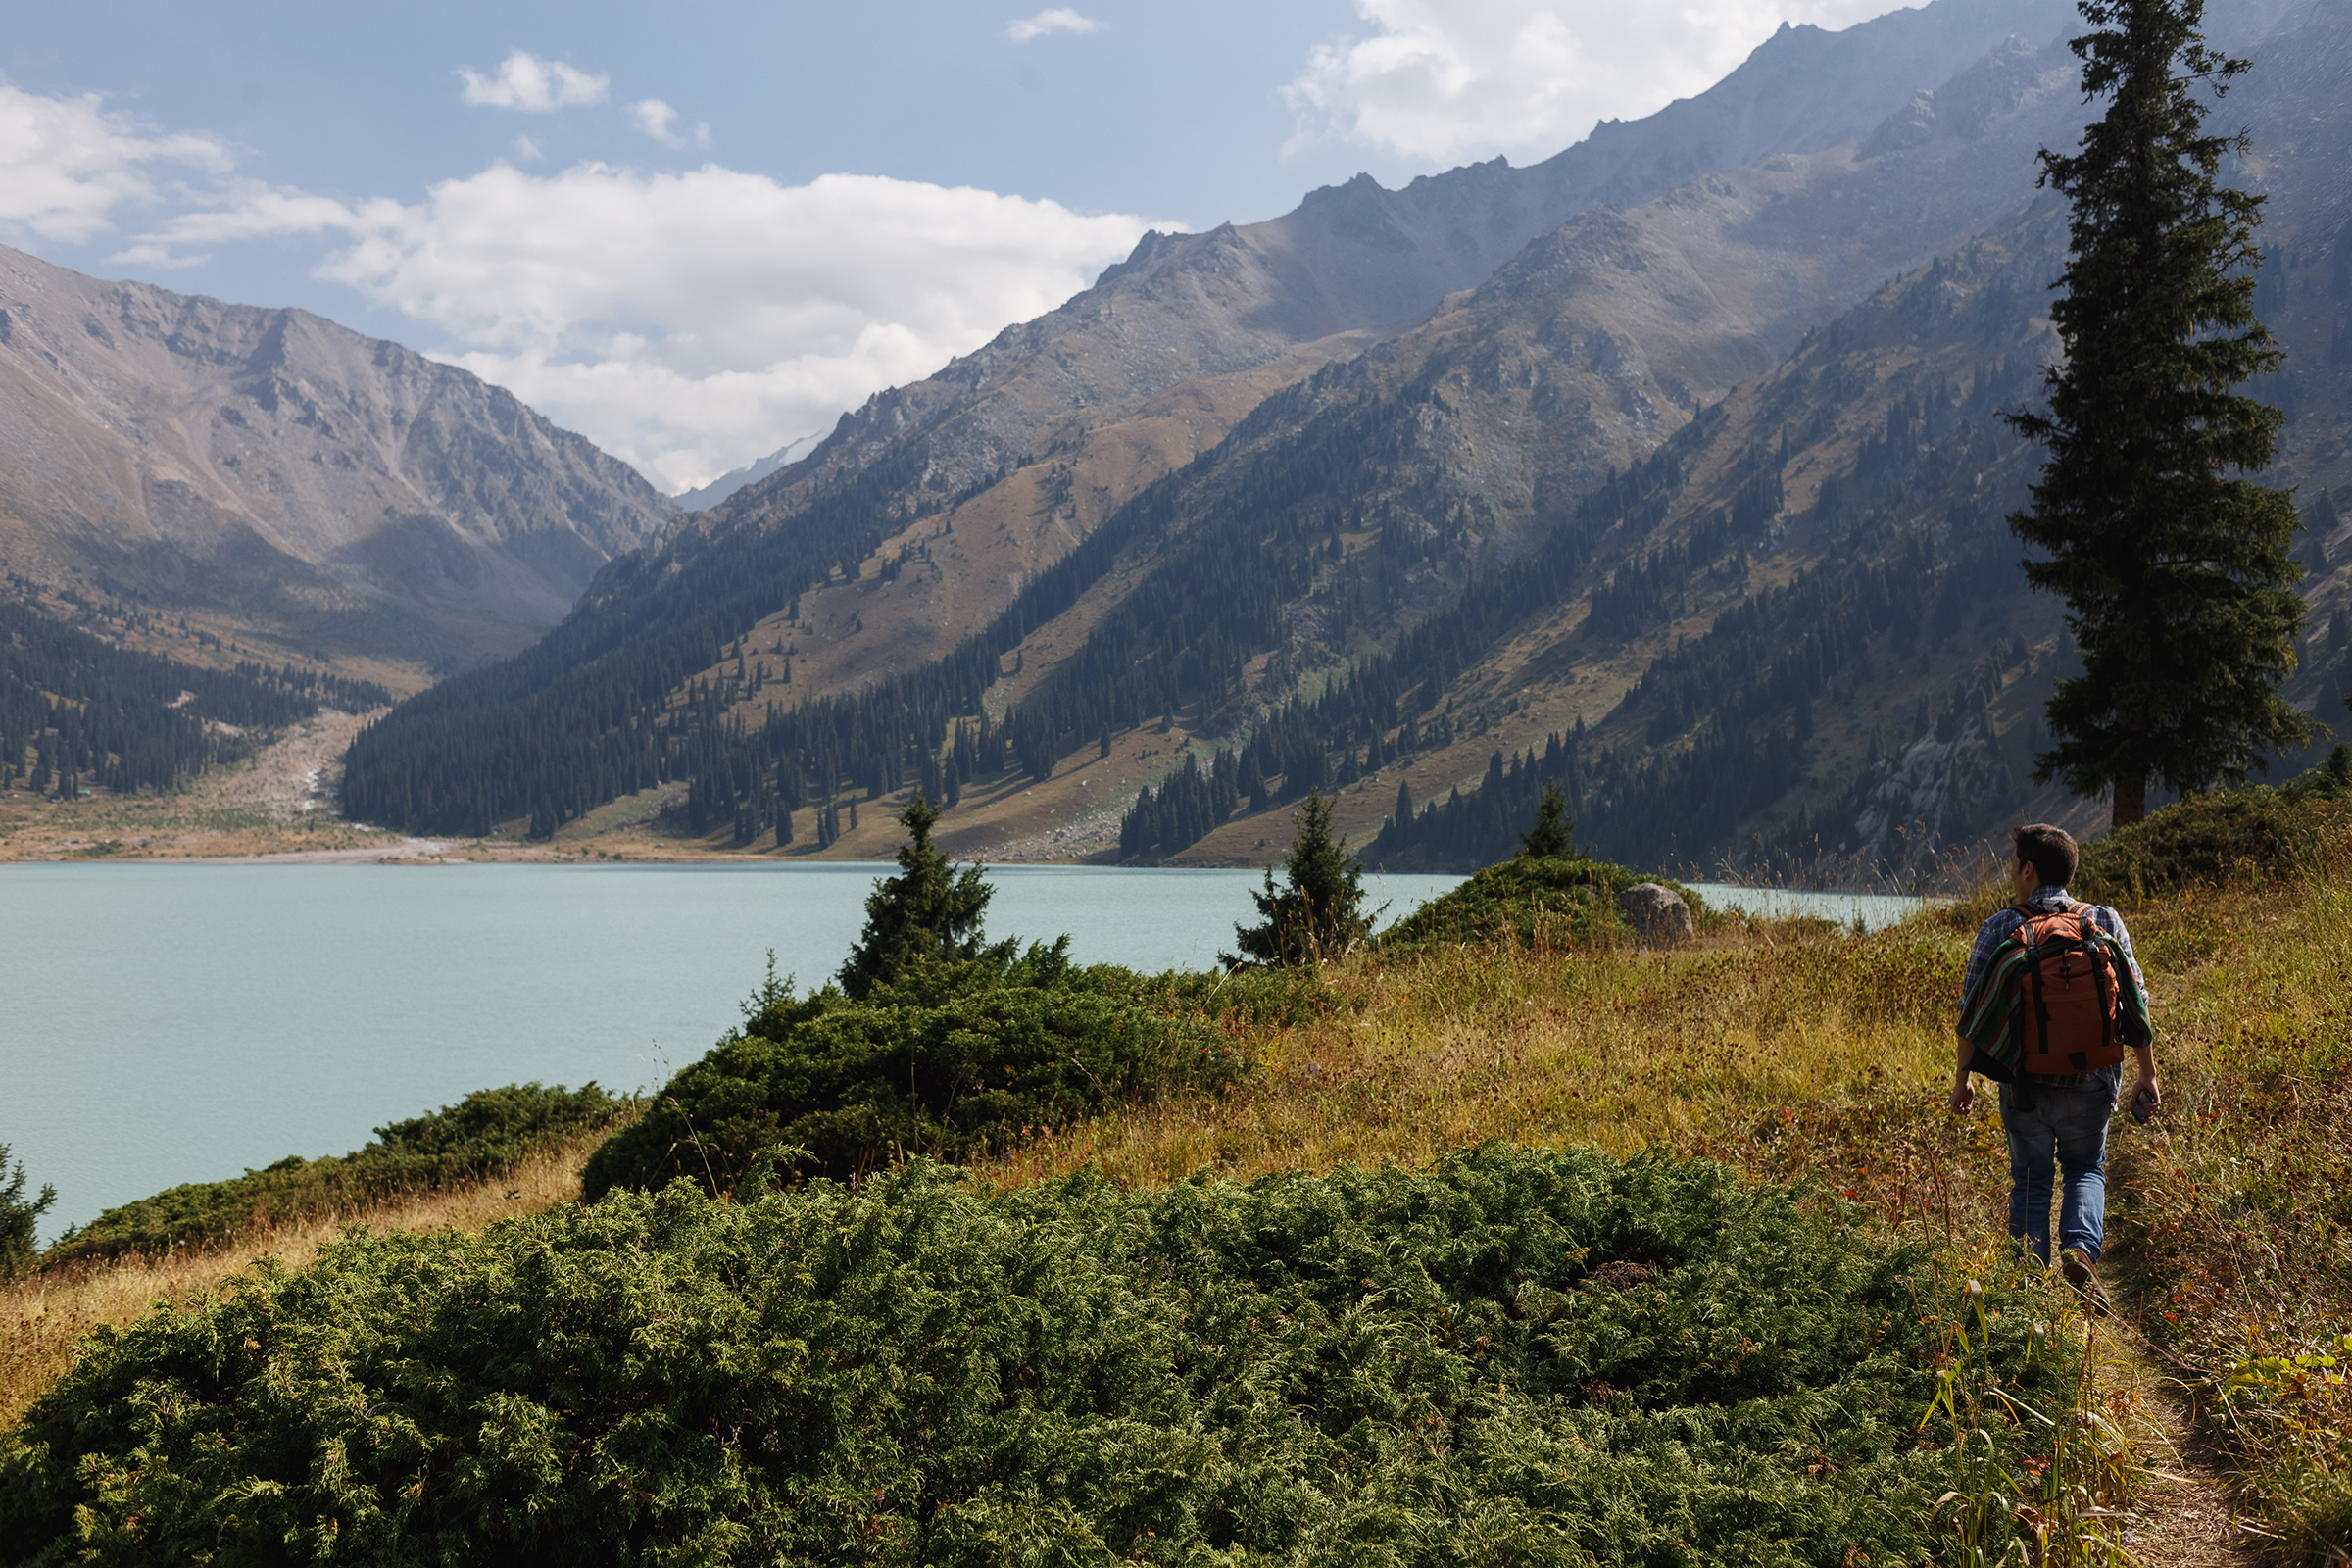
[1925,1263,2143,1566]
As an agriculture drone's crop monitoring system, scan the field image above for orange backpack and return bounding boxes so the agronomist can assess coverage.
[2008,903,2128,1075]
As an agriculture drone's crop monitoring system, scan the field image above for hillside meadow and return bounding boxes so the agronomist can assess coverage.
[5,780,2350,1561]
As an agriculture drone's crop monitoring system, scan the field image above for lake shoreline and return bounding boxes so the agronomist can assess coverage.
[0,848,1954,902]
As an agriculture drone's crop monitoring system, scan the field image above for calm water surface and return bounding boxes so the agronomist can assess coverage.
[1,862,1457,1238]
[1686,883,1937,929]
[1,863,1928,1240]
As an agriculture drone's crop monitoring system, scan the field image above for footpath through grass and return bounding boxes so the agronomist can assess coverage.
[2082,828,2352,1557]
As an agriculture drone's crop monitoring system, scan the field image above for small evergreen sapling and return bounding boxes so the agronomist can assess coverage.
[1518,780,1574,859]
[836,795,1005,1000]
[1226,788,1380,966]
[0,1140,57,1278]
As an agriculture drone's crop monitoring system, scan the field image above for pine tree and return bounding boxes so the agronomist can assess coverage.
[2006,0,2309,825]
[1394,776,1414,830]
[1,1141,56,1279]
[836,796,996,1000]
[1519,780,1573,859]
[1224,788,1379,967]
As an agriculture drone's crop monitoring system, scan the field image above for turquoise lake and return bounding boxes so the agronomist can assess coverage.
[0,863,1930,1239]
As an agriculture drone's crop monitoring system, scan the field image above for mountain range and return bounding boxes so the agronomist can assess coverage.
[9,0,2348,874]
[0,247,675,681]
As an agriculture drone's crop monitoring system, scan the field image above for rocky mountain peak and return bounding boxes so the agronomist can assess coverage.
[0,245,675,673]
[710,0,2085,536]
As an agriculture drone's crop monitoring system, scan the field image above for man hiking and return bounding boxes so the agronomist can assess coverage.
[1949,823,2159,1298]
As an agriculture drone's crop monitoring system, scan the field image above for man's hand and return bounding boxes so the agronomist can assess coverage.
[2129,1044,2160,1123]
[1948,1074,1974,1116]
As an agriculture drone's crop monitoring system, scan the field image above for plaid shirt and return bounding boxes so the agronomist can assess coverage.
[1956,885,2147,1030]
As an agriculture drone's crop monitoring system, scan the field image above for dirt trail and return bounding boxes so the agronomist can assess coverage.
[2102,1322,2267,1567]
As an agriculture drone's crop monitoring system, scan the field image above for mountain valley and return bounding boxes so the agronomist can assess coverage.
[5,0,2347,876]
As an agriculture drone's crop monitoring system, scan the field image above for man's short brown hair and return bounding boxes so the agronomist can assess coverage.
[2012,822,2080,888]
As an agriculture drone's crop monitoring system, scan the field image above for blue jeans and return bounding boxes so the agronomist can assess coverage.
[1999,1074,2119,1264]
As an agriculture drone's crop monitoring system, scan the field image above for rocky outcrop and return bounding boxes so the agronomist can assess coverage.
[1846,714,2018,875]
[1617,884,1696,946]
[0,245,674,668]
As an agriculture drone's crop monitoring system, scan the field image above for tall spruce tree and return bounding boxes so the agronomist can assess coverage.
[2007,0,2309,825]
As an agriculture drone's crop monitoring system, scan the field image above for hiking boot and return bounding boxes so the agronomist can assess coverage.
[2059,1249,2107,1312]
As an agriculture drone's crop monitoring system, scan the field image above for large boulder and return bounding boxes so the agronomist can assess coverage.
[1617,883,1694,946]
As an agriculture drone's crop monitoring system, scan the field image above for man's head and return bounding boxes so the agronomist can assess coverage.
[2011,822,2079,891]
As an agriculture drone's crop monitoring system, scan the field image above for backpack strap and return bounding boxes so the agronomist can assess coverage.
[2022,910,2051,1057]
[2078,909,2115,1054]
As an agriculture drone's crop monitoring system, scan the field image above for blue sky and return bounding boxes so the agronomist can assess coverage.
[2,0,1895,491]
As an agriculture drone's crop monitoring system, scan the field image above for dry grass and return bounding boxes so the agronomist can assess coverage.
[975,915,2009,1228]
[0,1130,601,1431]
[2098,869,2352,1561]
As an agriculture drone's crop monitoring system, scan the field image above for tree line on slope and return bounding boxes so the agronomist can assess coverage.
[1107,401,1729,865]
[335,248,2042,873]
[338,436,935,835]
[331,363,1408,840]
[1141,344,2049,872]
[0,598,392,799]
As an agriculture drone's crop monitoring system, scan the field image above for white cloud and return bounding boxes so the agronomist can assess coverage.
[458,52,610,112]
[1007,8,1102,42]
[513,135,545,162]
[0,83,232,245]
[138,164,1162,492]
[629,100,678,143]
[102,242,205,269]
[1284,0,1893,164]
[628,99,709,149]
